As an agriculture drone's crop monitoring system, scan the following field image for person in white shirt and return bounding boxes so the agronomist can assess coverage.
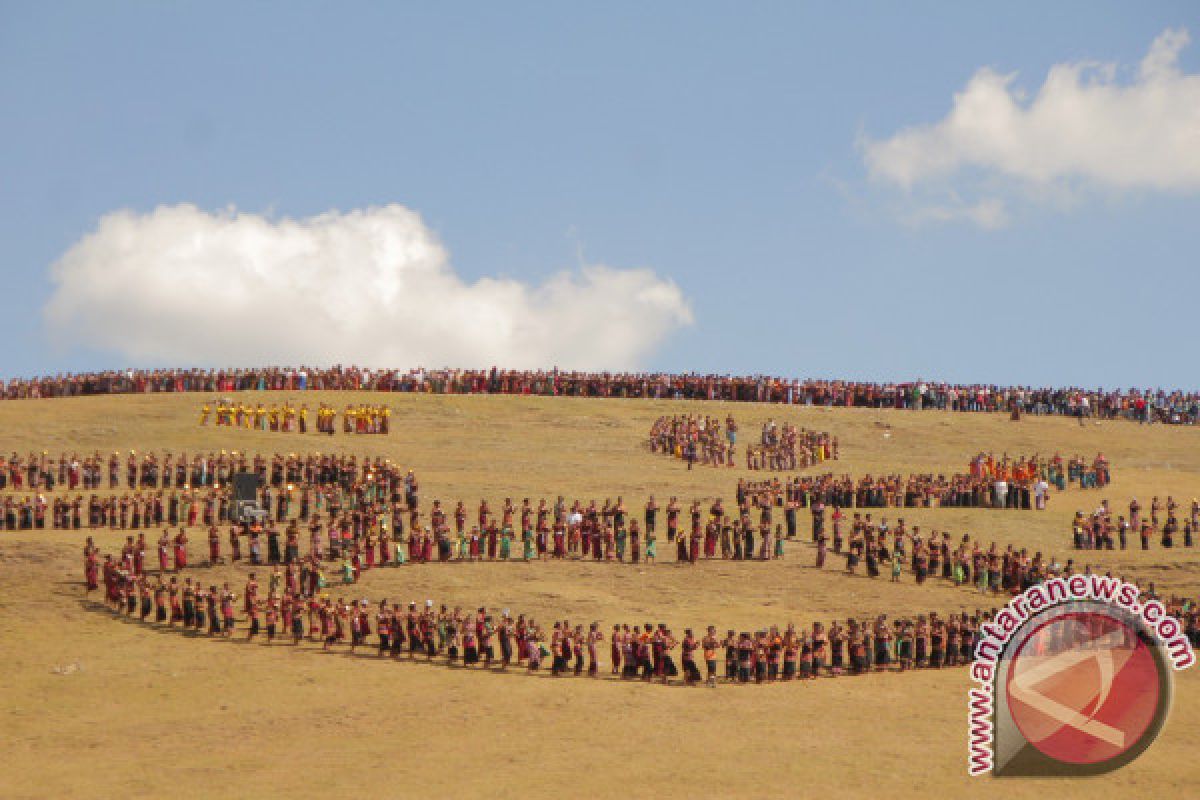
[993,478,1008,509]
[1034,479,1049,510]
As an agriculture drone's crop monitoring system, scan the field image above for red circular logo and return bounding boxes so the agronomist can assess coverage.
[1005,611,1159,765]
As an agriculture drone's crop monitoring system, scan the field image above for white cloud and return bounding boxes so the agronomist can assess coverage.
[44,204,693,369]
[862,28,1200,225]
[903,197,1009,230]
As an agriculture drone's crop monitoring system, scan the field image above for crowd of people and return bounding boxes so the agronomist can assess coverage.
[61,495,788,566]
[336,405,391,434]
[94,584,1001,680]
[50,478,1167,592]
[648,414,837,471]
[0,450,418,534]
[814,511,1063,592]
[5,360,1195,702]
[19,455,1193,610]
[0,450,414,493]
[90,532,1012,680]
[1072,497,1200,550]
[203,400,390,435]
[4,366,1198,424]
[205,399,307,432]
[967,451,1111,491]
[736,471,1054,513]
[649,414,737,468]
[89,531,1200,683]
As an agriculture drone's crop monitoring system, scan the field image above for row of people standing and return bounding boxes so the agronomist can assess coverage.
[8,365,1199,424]
[94,563,1012,684]
[1072,497,1200,550]
[0,450,417,499]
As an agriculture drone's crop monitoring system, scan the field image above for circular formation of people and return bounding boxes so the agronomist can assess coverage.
[4,365,1199,687]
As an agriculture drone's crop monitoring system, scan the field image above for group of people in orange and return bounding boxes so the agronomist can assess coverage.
[337,404,390,434]
[201,400,389,435]
[967,451,1111,491]
[203,398,307,432]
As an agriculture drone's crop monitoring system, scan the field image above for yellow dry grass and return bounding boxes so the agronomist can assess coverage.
[2,391,1198,799]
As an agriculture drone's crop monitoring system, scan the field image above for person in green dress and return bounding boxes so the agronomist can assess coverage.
[522,526,535,561]
[499,526,513,560]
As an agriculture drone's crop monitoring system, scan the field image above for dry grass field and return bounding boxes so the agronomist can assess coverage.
[2,391,1198,799]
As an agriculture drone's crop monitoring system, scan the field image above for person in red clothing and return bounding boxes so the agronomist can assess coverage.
[173,528,188,570]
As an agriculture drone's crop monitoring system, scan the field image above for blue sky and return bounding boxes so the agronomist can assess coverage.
[2,2,1198,386]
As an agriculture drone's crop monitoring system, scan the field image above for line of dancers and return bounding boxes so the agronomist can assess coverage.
[92,559,1200,683]
[93,564,1013,684]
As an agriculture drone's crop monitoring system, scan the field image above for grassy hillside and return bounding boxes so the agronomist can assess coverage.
[2,392,1198,799]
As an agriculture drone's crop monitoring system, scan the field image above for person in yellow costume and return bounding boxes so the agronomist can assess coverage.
[199,401,211,426]
[380,405,391,434]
